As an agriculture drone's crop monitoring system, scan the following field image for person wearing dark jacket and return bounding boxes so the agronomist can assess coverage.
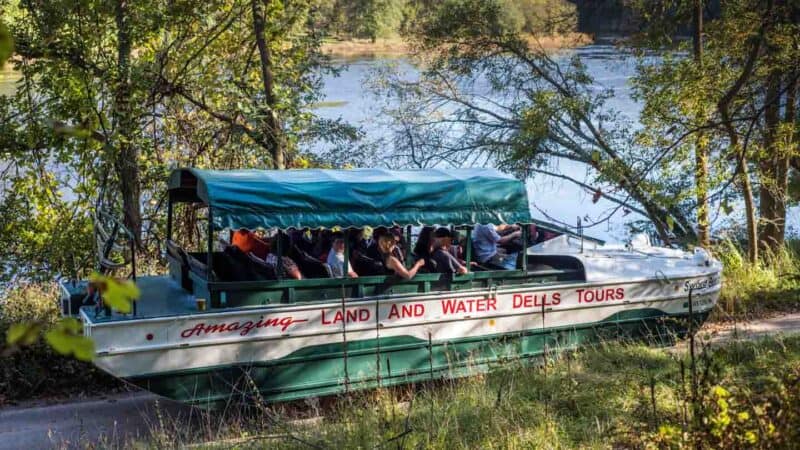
[430,227,468,275]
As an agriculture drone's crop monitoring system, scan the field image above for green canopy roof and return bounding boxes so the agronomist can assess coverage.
[168,168,531,230]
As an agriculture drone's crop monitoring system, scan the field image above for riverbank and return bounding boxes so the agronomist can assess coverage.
[321,33,593,58]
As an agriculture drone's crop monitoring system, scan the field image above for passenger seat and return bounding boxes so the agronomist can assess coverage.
[292,245,333,278]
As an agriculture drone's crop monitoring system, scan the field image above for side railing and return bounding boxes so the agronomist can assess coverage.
[61,208,138,318]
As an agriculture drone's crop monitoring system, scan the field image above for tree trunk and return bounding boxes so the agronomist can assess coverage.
[758,70,793,254]
[715,0,772,263]
[113,0,141,245]
[741,159,759,262]
[693,0,710,248]
[785,73,798,226]
[695,139,710,246]
[774,72,796,245]
[251,0,285,169]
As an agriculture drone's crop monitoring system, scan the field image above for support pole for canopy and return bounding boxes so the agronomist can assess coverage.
[405,225,411,268]
[166,194,173,242]
[343,235,350,278]
[342,298,350,393]
[275,230,283,280]
[465,226,473,268]
[521,223,528,272]
[340,233,351,393]
[206,207,214,281]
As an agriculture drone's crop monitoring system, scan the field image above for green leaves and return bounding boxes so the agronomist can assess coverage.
[89,273,140,313]
[44,317,95,361]
[666,215,675,232]
[6,322,42,346]
[6,317,95,362]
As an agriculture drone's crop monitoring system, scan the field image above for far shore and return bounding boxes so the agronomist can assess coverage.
[321,33,594,58]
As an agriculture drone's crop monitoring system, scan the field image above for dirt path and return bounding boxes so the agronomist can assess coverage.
[3,313,800,450]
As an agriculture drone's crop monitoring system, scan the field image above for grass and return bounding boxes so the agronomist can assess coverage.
[713,240,800,320]
[132,335,800,449]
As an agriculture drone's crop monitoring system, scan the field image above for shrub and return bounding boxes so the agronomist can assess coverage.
[0,282,123,405]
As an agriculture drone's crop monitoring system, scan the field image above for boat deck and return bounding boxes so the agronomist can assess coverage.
[78,276,198,323]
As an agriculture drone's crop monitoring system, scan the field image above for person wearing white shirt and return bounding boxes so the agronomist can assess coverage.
[326,236,358,278]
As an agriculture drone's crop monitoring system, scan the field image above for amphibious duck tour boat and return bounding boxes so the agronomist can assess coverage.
[60,168,721,408]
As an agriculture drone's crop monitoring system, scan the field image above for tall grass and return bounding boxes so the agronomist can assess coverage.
[129,336,800,449]
[714,240,800,319]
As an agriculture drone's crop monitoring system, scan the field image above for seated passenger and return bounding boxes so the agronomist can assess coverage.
[446,230,468,262]
[497,224,525,253]
[348,228,383,276]
[264,233,303,280]
[472,223,521,270]
[313,229,333,261]
[231,228,269,259]
[412,226,436,271]
[431,228,468,275]
[413,227,434,256]
[348,228,368,255]
[378,234,425,280]
[326,234,358,278]
[390,226,406,265]
[366,226,389,260]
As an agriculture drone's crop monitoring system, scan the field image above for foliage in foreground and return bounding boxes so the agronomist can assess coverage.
[135,335,800,449]
[0,283,123,405]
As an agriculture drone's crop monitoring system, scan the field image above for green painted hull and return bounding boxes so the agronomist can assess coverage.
[127,309,708,408]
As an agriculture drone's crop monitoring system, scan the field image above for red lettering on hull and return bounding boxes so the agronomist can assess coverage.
[577,287,625,303]
[387,303,425,319]
[441,298,496,315]
[180,315,308,338]
[512,292,561,309]
[321,308,371,325]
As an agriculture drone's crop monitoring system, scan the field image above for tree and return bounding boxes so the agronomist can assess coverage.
[693,0,710,249]
[632,0,800,261]
[0,0,355,282]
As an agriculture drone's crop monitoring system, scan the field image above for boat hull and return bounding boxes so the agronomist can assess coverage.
[84,274,720,408]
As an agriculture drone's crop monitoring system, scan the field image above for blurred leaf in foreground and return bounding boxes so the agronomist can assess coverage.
[6,322,42,346]
[89,273,140,313]
[45,317,95,361]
